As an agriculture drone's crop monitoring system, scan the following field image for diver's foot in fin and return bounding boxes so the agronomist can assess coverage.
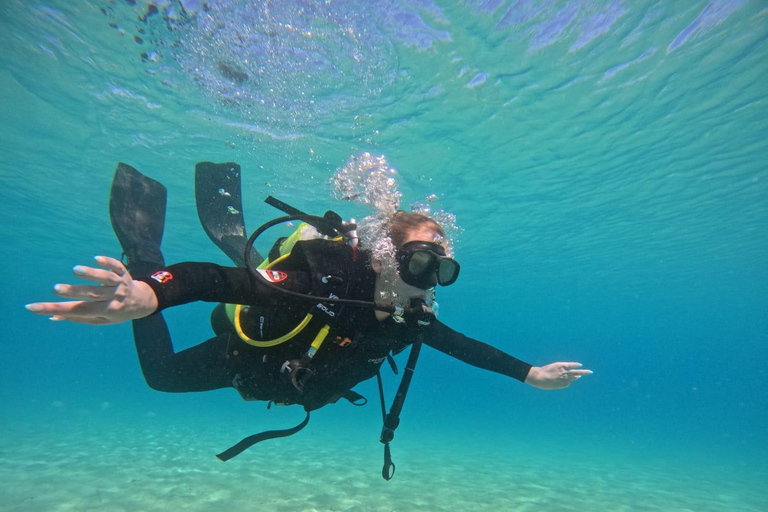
[195,161,261,267]
[109,163,167,272]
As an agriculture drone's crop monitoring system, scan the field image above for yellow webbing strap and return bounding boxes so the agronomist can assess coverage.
[257,223,311,269]
[257,252,290,270]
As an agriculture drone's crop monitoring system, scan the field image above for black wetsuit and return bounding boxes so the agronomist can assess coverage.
[133,239,532,411]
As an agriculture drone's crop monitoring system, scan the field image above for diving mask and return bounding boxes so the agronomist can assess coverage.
[396,241,460,289]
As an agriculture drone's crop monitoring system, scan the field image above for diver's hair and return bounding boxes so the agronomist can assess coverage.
[388,210,445,248]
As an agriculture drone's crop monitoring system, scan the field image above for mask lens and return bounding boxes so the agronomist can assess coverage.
[438,259,460,286]
[408,251,435,275]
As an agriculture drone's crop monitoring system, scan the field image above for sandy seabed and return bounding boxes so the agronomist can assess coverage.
[1,413,765,512]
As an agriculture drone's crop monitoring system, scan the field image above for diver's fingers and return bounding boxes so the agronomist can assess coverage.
[93,255,128,277]
[53,283,118,301]
[70,265,125,286]
[52,315,114,325]
[559,362,584,370]
[26,301,92,316]
[28,298,121,318]
[27,300,129,325]
[568,369,593,376]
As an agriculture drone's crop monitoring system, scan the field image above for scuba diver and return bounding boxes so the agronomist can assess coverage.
[26,161,592,479]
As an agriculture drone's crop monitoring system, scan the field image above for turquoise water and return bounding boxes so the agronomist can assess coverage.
[1,1,766,510]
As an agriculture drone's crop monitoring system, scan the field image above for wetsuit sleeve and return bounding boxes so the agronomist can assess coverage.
[135,262,310,312]
[423,320,533,383]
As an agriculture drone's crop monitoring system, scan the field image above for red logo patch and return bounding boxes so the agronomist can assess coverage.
[150,271,174,284]
[258,269,288,283]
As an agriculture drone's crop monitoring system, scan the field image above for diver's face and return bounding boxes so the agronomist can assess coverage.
[374,227,447,307]
[393,226,447,297]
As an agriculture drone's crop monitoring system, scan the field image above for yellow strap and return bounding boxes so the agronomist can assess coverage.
[257,252,290,270]
[234,306,314,347]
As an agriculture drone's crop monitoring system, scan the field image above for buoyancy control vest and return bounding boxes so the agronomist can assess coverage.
[210,227,364,405]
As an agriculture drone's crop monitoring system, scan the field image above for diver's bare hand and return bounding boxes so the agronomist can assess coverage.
[25,256,158,325]
[525,362,592,390]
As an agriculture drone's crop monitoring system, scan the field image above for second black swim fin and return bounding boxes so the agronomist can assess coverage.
[195,161,261,267]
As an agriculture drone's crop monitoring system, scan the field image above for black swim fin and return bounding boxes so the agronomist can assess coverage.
[195,161,261,267]
[109,163,167,271]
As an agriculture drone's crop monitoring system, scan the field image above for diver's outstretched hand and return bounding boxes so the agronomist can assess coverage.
[25,256,158,325]
[525,362,592,390]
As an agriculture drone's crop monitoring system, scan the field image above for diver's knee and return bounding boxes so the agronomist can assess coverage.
[142,372,179,393]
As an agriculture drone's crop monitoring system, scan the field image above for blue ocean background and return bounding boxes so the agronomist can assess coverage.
[1,1,766,510]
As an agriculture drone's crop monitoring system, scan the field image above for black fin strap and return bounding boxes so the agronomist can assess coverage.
[216,411,310,461]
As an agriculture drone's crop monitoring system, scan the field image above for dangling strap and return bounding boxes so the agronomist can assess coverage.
[375,372,392,478]
[386,354,399,375]
[340,390,368,406]
[216,411,310,461]
[378,336,424,480]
